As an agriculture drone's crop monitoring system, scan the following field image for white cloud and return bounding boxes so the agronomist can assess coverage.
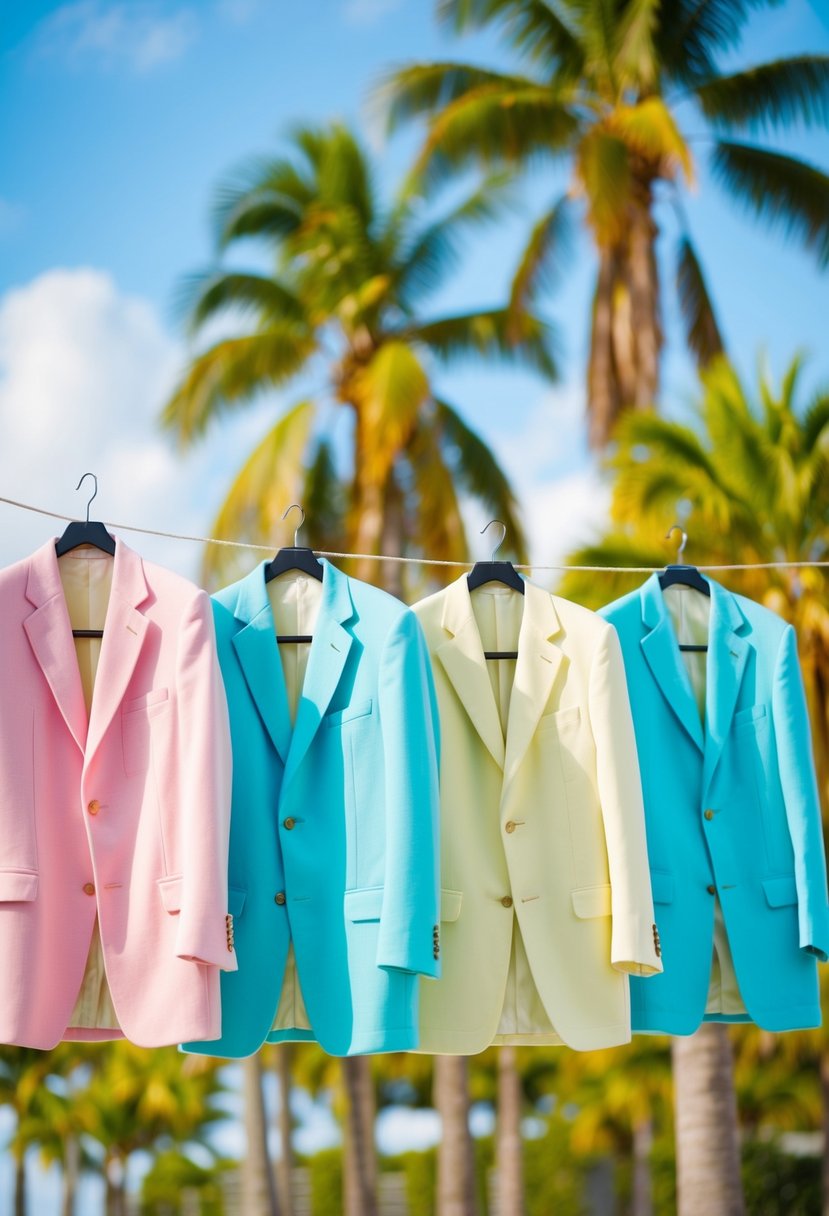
[343,0,404,26]
[0,267,256,581]
[30,1,198,74]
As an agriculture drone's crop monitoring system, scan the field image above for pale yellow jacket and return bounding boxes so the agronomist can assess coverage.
[412,574,662,1053]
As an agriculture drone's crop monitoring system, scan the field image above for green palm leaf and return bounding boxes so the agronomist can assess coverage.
[377,61,541,132]
[508,194,573,320]
[675,236,724,368]
[405,308,559,379]
[437,0,584,76]
[711,141,829,266]
[173,271,306,335]
[694,55,829,132]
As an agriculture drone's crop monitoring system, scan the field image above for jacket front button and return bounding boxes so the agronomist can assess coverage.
[706,884,716,895]
[504,820,516,834]
[501,895,513,908]
[87,800,100,816]
[83,883,95,896]
[283,817,296,830]
[704,809,714,821]
[275,892,286,905]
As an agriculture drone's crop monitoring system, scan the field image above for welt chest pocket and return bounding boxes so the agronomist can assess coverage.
[122,689,171,777]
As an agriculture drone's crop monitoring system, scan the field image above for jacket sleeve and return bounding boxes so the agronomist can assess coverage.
[772,624,829,961]
[589,621,662,976]
[173,589,237,972]
[375,609,441,979]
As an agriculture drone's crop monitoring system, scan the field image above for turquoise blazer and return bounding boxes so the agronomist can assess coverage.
[602,575,829,1034]
[183,559,440,1058]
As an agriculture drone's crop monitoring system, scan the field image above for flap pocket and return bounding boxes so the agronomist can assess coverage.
[650,870,675,905]
[157,874,183,914]
[326,699,373,728]
[734,704,767,730]
[571,883,612,919]
[440,888,463,922]
[344,886,384,922]
[124,687,169,714]
[228,885,247,918]
[762,875,798,908]
[0,869,38,902]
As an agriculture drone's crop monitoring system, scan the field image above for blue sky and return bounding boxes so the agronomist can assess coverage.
[1,0,828,580]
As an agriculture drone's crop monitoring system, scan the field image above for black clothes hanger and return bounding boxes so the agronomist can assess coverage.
[265,504,323,645]
[659,524,709,653]
[56,473,115,641]
[467,520,523,660]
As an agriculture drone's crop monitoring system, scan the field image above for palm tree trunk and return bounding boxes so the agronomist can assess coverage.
[242,1054,279,1216]
[632,1118,654,1216]
[274,1045,295,1216]
[435,1055,478,1216]
[342,1056,378,1216]
[673,1024,745,1216]
[588,247,621,449]
[820,1050,829,1216]
[13,1150,25,1216]
[496,1047,524,1216]
[627,172,662,411]
[62,1136,79,1216]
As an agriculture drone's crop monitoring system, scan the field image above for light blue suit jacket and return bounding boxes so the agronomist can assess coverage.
[183,559,440,1058]
[602,574,829,1033]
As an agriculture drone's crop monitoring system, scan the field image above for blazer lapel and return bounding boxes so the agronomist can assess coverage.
[282,560,355,792]
[703,580,750,793]
[84,541,151,763]
[231,562,292,765]
[436,575,505,770]
[23,540,89,753]
[640,574,705,753]
[502,581,565,793]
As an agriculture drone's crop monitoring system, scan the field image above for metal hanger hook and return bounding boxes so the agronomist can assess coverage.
[75,473,98,524]
[665,523,688,563]
[281,503,306,547]
[480,519,507,562]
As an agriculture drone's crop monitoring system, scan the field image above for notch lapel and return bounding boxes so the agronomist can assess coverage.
[23,541,88,753]
[232,562,292,765]
[640,575,705,753]
[436,576,505,770]
[84,542,151,763]
[703,581,749,793]
[282,561,355,792]
[502,581,565,793]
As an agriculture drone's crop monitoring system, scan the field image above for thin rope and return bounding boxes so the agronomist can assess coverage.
[1,493,828,573]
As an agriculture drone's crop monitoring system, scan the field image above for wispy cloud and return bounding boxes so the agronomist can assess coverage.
[30,1,198,74]
[342,0,404,26]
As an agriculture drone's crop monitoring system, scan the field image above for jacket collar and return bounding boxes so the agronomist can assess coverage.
[24,536,151,758]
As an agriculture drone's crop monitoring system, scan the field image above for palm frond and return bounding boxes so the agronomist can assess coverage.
[609,97,694,181]
[657,0,784,86]
[173,271,306,335]
[576,129,631,244]
[405,414,469,571]
[614,0,661,92]
[202,400,316,587]
[695,55,829,132]
[434,398,528,562]
[711,141,829,266]
[675,236,724,368]
[211,154,313,249]
[160,329,315,445]
[405,308,559,379]
[376,61,542,134]
[436,0,584,77]
[351,341,430,486]
[508,193,573,320]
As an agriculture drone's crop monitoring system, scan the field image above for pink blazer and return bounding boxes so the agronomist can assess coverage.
[0,538,236,1048]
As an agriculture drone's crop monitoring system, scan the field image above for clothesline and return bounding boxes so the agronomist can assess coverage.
[2,492,828,573]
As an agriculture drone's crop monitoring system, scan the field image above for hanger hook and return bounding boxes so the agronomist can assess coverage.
[665,523,688,563]
[75,473,98,524]
[281,503,306,548]
[480,519,507,562]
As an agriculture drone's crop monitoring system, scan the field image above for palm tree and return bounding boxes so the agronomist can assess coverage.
[242,1054,280,1216]
[379,0,829,446]
[0,1047,57,1216]
[161,121,561,592]
[434,1055,478,1216]
[495,1047,524,1216]
[557,353,829,1212]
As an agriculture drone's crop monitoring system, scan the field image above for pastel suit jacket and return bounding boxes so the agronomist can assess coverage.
[0,539,236,1049]
[412,574,662,1054]
[183,558,441,1059]
[601,575,829,1033]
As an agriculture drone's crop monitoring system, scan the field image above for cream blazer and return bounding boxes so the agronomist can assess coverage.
[412,574,662,1053]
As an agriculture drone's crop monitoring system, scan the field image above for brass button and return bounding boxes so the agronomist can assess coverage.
[704,809,714,821]
[501,895,513,908]
[83,882,95,896]
[275,892,286,905]
[87,799,100,816]
[706,884,716,895]
[504,820,516,834]
[283,817,296,830]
